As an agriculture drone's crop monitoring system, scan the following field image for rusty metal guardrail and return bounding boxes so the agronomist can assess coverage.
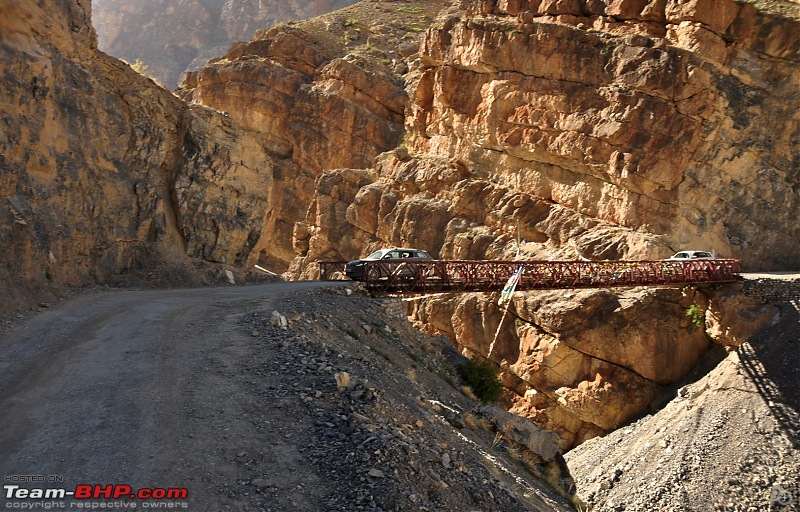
[318,260,349,281]
[319,258,742,296]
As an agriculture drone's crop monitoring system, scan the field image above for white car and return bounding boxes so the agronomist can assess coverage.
[667,250,714,260]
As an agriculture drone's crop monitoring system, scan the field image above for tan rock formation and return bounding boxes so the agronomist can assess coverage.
[704,287,780,347]
[180,22,409,270]
[0,0,272,308]
[4,0,797,450]
[409,0,799,270]
[285,0,798,446]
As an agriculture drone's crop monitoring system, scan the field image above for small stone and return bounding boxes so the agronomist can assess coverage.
[442,453,451,469]
[335,372,351,390]
[251,478,268,487]
[271,310,288,329]
[367,469,385,478]
[415,420,425,429]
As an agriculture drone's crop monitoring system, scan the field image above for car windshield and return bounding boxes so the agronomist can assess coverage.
[366,250,386,260]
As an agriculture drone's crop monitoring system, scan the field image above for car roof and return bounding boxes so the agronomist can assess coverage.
[671,250,713,258]
[378,247,428,253]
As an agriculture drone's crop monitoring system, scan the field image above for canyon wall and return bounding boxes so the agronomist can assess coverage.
[3,0,797,447]
[92,0,361,88]
[0,0,273,308]
[272,0,796,446]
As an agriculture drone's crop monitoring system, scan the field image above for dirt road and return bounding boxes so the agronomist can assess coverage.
[0,282,345,509]
[0,282,571,511]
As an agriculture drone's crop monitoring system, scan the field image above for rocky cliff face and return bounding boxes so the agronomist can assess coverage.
[256,0,795,447]
[177,0,437,269]
[0,0,273,308]
[92,0,361,88]
[409,0,799,270]
[4,0,797,450]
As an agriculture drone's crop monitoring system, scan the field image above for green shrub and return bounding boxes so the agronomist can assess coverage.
[457,356,504,403]
[686,304,704,327]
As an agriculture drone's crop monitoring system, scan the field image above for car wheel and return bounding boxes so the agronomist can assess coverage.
[366,265,382,281]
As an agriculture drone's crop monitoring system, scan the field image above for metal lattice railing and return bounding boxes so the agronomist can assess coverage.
[318,259,742,296]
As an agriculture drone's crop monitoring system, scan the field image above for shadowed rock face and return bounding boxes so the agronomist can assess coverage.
[92,0,361,88]
[0,0,273,306]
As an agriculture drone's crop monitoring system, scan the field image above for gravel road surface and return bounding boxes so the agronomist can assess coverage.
[0,282,343,509]
[0,282,571,511]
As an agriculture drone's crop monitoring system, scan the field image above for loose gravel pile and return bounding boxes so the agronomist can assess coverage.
[237,285,573,512]
[565,301,800,511]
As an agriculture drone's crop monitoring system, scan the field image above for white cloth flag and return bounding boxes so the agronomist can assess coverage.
[498,265,524,306]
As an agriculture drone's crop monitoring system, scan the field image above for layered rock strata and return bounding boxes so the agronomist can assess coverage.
[280,0,797,446]
[409,0,799,270]
[180,23,409,270]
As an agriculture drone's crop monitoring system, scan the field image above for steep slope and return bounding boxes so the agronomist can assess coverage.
[0,0,273,309]
[565,300,800,511]
[92,0,361,88]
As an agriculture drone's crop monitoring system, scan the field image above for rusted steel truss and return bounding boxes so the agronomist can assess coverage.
[318,259,742,296]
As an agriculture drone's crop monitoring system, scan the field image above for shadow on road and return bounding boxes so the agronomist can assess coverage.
[738,301,800,449]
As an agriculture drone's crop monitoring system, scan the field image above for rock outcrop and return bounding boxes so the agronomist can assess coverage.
[409,0,799,270]
[564,300,800,510]
[0,0,273,308]
[92,0,361,88]
[179,16,411,270]
[279,0,798,446]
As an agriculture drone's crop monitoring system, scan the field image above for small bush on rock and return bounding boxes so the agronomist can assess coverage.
[457,356,503,403]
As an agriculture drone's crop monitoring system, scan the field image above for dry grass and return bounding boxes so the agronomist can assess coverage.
[739,0,800,18]
[294,0,454,75]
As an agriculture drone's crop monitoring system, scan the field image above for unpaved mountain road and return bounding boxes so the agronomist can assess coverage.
[0,281,344,510]
[0,282,571,512]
